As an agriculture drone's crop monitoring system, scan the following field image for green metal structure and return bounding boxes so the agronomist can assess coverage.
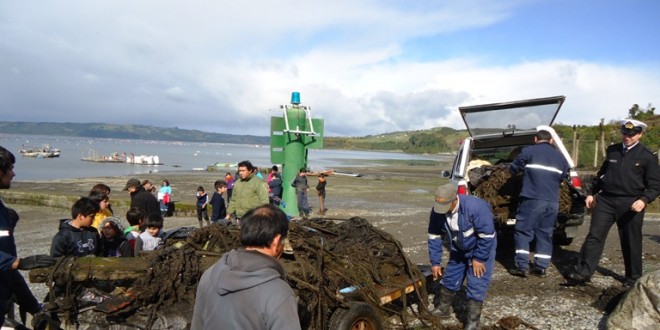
[271,92,324,216]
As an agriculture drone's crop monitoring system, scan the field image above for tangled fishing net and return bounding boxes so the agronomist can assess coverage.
[42,217,432,329]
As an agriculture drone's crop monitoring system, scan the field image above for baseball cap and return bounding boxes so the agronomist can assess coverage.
[619,119,647,135]
[433,183,457,214]
[123,178,141,191]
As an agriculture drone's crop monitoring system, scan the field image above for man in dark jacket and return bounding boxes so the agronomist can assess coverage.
[192,204,300,330]
[429,183,496,330]
[508,129,570,277]
[124,178,160,217]
[268,172,283,207]
[50,197,101,257]
[569,119,660,287]
[292,168,311,217]
[0,146,56,327]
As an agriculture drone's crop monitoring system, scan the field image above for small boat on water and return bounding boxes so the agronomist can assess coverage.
[81,149,125,163]
[126,153,162,165]
[20,145,61,158]
[206,162,238,171]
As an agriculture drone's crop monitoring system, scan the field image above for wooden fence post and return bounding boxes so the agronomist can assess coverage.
[594,140,599,168]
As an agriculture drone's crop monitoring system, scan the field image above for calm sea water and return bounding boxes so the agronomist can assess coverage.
[0,134,448,181]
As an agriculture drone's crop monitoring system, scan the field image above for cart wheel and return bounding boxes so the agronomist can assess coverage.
[328,302,383,330]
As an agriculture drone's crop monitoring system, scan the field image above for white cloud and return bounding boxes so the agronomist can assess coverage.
[0,0,658,137]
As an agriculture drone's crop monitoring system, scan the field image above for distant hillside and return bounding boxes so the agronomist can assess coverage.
[0,121,270,145]
[325,127,467,153]
[2,117,657,167]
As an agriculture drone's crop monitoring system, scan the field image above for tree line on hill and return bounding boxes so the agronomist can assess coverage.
[326,103,658,169]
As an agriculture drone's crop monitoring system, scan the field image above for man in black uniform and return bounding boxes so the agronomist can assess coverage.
[569,119,660,287]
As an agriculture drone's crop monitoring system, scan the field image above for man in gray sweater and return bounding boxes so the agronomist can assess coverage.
[192,204,300,330]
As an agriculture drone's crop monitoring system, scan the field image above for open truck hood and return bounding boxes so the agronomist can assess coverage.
[458,96,565,137]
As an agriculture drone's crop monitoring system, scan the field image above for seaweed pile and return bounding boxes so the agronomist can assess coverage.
[470,164,575,223]
[185,217,429,329]
[37,217,430,329]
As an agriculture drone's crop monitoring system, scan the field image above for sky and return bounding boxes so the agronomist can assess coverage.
[1,0,659,137]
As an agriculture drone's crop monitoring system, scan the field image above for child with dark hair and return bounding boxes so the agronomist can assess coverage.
[209,180,227,224]
[124,207,145,255]
[196,186,210,228]
[316,173,327,215]
[50,197,101,257]
[133,213,165,256]
[99,217,131,257]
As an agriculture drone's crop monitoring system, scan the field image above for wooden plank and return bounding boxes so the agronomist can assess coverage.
[373,275,423,305]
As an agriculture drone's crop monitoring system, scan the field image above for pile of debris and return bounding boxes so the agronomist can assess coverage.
[30,217,430,329]
[469,164,576,223]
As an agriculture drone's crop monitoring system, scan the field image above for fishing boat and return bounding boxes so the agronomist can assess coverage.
[81,149,125,163]
[20,145,61,158]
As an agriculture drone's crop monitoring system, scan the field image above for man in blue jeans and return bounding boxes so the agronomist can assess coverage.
[508,129,570,277]
[291,168,311,218]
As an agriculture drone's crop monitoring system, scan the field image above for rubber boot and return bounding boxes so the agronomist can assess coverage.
[464,299,483,330]
[432,286,456,317]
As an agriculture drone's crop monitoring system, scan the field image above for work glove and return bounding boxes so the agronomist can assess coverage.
[18,254,57,270]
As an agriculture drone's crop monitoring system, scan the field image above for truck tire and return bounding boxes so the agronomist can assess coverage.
[328,302,383,330]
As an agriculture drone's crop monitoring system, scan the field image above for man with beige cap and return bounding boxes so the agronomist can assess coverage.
[428,183,496,330]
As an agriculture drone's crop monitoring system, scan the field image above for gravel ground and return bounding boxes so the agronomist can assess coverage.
[4,166,660,329]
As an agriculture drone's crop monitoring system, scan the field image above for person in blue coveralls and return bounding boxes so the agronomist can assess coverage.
[428,183,496,330]
[0,146,57,328]
[508,129,570,278]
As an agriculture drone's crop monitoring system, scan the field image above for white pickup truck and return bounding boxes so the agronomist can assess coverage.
[442,95,586,245]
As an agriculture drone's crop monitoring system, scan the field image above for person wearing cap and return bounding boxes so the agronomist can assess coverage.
[124,178,160,218]
[569,119,660,287]
[508,129,570,278]
[98,217,131,257]
[428,183,496,330]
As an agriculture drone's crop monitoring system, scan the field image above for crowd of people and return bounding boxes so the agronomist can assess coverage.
[0,150,327,327]
[1,118,657,329]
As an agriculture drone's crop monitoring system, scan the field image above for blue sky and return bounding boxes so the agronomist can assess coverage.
[1,0,658,137]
